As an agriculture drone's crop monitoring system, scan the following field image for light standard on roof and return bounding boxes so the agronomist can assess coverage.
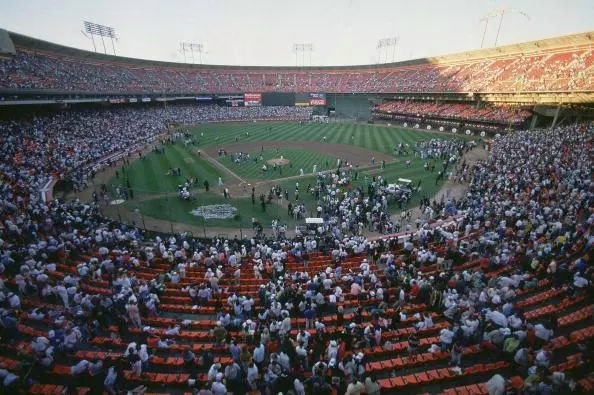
[82,21,118,55]
[179,42,206,64]
[293,43,314,67]
[377,37,399,64]
[480,8,530,48]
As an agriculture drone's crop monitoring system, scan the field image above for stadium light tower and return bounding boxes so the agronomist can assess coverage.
[480,8,530,48]
[377,37,399,64]
[293,43,314,67]
[479,17,490,49]
[179,42,206,64]
[82,21,118,55]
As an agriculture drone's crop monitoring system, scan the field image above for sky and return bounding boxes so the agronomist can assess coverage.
[1,0,593,66]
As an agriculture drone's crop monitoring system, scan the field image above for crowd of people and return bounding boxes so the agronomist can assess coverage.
[0,95,591,395]
[374,101,533,126]
[0,104,312,195]
[415,139,473,161]
[1,43,592,95]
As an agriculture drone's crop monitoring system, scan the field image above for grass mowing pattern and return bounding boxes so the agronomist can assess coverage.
[108,143,227,195]
[190,122,471,155]
[109,122,476,227]
[217,148,339,180]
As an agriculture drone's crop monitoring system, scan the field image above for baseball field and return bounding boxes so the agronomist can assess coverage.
[106,121,475,232]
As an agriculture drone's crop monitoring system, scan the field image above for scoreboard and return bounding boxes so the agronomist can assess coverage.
[295,93,327,106]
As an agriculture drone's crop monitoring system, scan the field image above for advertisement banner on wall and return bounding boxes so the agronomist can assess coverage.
[244,93,262,106]
[309,93,327,106]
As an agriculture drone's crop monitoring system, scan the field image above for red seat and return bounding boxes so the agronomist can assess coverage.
[415,372,430,383]
[427,370,441,381]
[403,375,418,385]
[378,378,393,390]
[466,384,483,394]
[391,376,406,388]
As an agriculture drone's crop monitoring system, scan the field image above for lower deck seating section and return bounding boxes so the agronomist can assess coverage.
[373,101,532,125]
[0,121,592,394]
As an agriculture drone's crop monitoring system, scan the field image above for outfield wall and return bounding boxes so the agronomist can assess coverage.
[327,94,373,120]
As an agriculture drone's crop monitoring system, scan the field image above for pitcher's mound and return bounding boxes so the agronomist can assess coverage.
[184,157,194,164]
[267,158,290,166]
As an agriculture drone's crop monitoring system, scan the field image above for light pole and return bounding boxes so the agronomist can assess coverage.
[293,43,314,67]
[480,8,530,48]
[376,37,399,64]
[82,21,118,55]
[179,42,206,64]
[479,17,489,49]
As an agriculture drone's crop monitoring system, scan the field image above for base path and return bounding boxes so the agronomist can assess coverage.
[199,150,246,184]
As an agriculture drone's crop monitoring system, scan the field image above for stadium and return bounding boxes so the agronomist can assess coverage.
[0,3,593,395]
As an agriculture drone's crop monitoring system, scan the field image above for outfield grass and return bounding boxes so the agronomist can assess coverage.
[217,148,338,180]
[188,122,473,155]
[108,143,227,195]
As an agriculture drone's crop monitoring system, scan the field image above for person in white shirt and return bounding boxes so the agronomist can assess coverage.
[207,363,222,382]
[295,342,308,369]
[507,313,524,329]
[71,360,89,376]
[138,344,150,368]
[242,297,254,317]
[486,310,508,327]
[294,378,306,395]
[297,330,311,348]
[535,349,550,368]
[533,323,553,342]
[440,328,454,346]
[211,373,227,395]
[574,272,589,288]
[7,293,20,309]
[253,343,266,365]
[246,362,259,389]
[104,366,118,394]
